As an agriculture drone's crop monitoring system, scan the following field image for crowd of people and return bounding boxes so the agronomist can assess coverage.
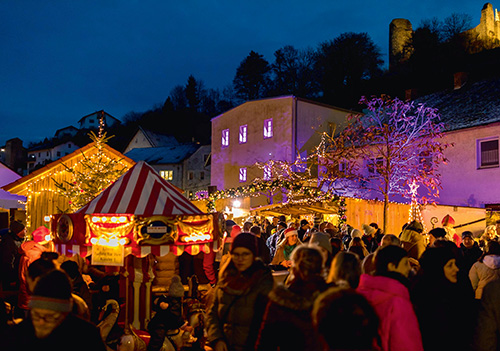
[3,214,500,350]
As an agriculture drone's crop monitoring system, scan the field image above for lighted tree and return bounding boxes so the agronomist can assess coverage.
[53,131,128,212]
[336,95,450,231]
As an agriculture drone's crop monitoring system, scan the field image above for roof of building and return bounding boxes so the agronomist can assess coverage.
[211,95,354,122]
[139,126,179,147]
[414,77,500,132]
[78,110,121,124]
[124,143,200,165]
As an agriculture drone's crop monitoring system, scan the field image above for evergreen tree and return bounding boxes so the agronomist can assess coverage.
[53,131,128,212]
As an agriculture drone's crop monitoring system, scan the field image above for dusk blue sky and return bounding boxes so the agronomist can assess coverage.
[0,1,491,145]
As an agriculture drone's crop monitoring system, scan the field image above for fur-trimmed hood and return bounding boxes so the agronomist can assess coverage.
[268,278,328,311]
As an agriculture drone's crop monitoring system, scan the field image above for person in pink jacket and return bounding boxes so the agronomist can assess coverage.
[357,245,423,351]
[17,227,51,317]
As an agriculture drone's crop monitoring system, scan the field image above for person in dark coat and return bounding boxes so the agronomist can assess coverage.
[473,278,500,349]
[410,246,476,351]
[256,245,328,351]
[206,233,274,351]
[1,269,106,351]
[458,230,482,275]
[0,221,26,291]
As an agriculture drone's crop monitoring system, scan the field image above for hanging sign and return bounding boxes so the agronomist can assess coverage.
[91,244,125,266]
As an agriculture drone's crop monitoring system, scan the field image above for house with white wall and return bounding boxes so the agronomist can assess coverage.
[211,95,352,209]
[78,110,121,130]
[415,75,500,210]
[124,142,210,198]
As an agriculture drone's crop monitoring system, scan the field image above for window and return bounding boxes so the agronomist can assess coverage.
[160,170,173,181]
[56,151,61,157]
[89,119,94,124]
[263,165,272,181]
[68,144,71,148]
[367,157,384,175]
[479,138,499,168]
[222,129,229,147]
[200,171,205,180]
[188,171,194,180]
[239,168,247,182]
[264,118,273,139]
[239,125,247,144]
[46,151,49,156]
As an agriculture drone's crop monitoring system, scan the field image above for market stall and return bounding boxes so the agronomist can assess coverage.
[49,160,223,329]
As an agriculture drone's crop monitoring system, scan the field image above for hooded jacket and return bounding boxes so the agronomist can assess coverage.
[357,273,423,351]
[399,221,426,260]
[255,276,328,351]
[18,240,47,310]
[469,254,500,299]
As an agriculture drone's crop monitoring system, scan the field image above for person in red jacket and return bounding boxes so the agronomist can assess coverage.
[357,245,423,351]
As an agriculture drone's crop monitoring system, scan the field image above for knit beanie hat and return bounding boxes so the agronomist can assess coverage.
[28,269,73,313]
[351,229,362,238]
[309,232,332,254]
[168,275,185,298]
[10,220,25,235]
[461,231,473,240]
[362,224,376,236]
[231,232,258,256]
[284,228,299,238]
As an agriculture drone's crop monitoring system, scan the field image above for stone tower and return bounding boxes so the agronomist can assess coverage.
[389,18,413,70]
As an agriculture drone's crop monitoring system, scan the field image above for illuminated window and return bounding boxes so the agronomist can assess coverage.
[160,170,173,180]
[478,138,499,168]
[239,168,247,182]
[263,165,272,180]
[264,118,273,139]
[222,129,229,147]
[239,125,247,144]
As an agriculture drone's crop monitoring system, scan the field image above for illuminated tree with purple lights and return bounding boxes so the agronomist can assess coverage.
[340,95,451,231]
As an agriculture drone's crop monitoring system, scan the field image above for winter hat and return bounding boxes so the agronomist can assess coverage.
[230,232,258,256]
[168,275,185,298]
[300,219,309,227]
[284,228,299,238]
[419,246,456,280]
[461,231,474,240]
[442,215,455,227]
[429,227,447,239]
[351,229,362,238]
[230,225,242,238]
[32,226,51,244]
[362,224,376,236]
[10,220,25,235]
[29,269,73,313]
[309,232,333,254]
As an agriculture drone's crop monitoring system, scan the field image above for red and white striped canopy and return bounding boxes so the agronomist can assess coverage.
[77,161,203,216]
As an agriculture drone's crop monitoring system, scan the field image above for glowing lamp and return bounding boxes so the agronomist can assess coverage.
[233,200,241,208]
[90,237,98,244]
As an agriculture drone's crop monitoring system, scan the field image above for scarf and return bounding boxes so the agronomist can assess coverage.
[283,244,296,260]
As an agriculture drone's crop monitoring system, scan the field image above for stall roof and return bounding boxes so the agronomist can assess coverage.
[77,160,203,216]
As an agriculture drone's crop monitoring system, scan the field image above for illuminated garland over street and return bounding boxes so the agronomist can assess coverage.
[205,179,341,213]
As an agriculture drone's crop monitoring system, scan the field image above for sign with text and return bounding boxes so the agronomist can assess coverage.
[91,244,124,266]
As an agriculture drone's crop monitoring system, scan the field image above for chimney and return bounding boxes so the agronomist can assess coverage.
[454,72,468,90]
[405,88,418,101]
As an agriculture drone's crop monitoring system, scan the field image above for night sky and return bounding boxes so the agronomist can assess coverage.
[0,0,490,145]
